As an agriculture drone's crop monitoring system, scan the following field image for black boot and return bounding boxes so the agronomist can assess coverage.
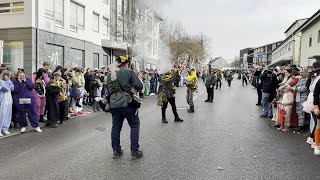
[187,106,195,113]
[49,122,59,128]
[39,115,45,123]
[174,116,183,122]
[162,117,168,123]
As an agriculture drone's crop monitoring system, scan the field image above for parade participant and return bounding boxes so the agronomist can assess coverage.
[32,68,48,123]
[158,72,183,123]
[253,67,263,105]
[216,70,222,90]
[242,71,249,86]
[45,79,60,128]
[205,70,216,103]
[0,70,14,136]
[12,71,42,133]
[107,56,144,159]
[186,68,198,113]
[226,71,233,87]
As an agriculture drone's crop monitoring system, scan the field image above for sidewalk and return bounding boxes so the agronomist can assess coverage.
[0,105,96,140]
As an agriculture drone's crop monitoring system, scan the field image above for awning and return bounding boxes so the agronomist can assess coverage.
[101,39,127,50]
[268,59,291,67]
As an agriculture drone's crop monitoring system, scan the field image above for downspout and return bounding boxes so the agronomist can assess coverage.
[35,0,39,71]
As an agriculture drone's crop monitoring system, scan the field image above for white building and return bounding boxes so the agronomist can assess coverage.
[209,57,229,69]
[270,18,308,67]
[252,41,282,66]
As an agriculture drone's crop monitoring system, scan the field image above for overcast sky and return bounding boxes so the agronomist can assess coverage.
[159,0,320,61]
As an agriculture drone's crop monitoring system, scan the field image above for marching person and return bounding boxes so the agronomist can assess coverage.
[242,71,249,86]
[216,70,222,90]
[186,68,198,113]
[205,70,216,103]
[159,72,184,123]
[12,70,42,133]
[107,56,144,159]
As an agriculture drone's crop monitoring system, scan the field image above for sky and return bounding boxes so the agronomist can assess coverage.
[158,0,320,62]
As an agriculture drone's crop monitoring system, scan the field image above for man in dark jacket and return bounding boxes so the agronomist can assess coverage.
[159,72,184,123]
[205,70,216,103]
[107,56,144,159]
[254,67,263,105]
[260,70,274,118]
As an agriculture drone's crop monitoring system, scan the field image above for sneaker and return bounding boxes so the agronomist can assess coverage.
[204,100,210,102]
[131,150,143,159]
[3,130,11,135]
[312,143,315,149]
[314,146,320,156]
[174,117,184,122]
[0,132,3,137]
[277,126,284,131]
[113,150,123,159]
[306,137,314,145]
[260,115,267,118]
[282,128,290,132]
[49,123,59,128]
[34,127,42,133]
[21,127,27,133]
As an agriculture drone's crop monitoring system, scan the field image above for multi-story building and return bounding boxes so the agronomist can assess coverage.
[239,48,254,68]
[270,18,308,67]
[0,0,162,74]
[0,0,119,74]
[252,41,282,66]
[209,57,229,69]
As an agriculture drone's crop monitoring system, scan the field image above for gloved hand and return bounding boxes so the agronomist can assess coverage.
[0,87,8,92]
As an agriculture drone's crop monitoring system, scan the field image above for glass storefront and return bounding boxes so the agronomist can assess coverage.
[67,48,84,68]
[40,43,64,70]
[3,41,24,73]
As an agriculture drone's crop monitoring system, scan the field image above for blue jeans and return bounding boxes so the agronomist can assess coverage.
[262,92,272,117]
[111,107,140,153]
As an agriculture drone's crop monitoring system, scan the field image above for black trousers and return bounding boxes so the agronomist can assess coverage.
[162,98,179,118]
[257,86,262,104]
[216,80,221,89]
[206,87,214,101]
[59,100,68,122]
[242,78,248,86]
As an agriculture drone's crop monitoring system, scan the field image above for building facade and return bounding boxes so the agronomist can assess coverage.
[270,19,308,67]
[0,0,162,74]
[252,41,282,66]
[299,10,320,67]
[210,57,229,69]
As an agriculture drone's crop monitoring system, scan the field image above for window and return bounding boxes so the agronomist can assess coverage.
[41,44,64,69]
[92,13,99,32]
[0,2,24,14]
[103,55,109,66]
[309,36,313,47]
[68,48,84,68]
[3,41,24,72]
[93,53,99,68]
[70,2,85,31]
[102,17,109,35]
[45,0,64,27]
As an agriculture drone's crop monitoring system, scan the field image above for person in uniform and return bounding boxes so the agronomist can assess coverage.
[159,72,184,123]
[186,68,198,113]
[205,70,216,103]
[107,56,144,159]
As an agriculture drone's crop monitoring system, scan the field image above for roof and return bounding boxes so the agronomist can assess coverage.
[210,57,229,65]
[284,18,309,33]
[296,9,320,33]
[252,41,283,50]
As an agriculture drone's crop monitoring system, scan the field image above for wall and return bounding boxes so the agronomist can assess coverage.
[0,0,33,29]
[300,18,320,67]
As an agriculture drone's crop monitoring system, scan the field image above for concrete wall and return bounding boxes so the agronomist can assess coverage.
[300,18,320,67]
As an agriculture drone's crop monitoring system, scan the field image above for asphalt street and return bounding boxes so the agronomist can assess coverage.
[0,79,320,180]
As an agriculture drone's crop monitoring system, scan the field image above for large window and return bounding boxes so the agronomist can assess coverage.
[68,48,84,68]
[3,41,24,72]
[102,17,109,36]
[93,53,99,68]
[103,55,109,66]
[41,44,64,70]
[45,0,64,27]
[70,2,85,31]
[92,13,99,32]
[0,2,24,14]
